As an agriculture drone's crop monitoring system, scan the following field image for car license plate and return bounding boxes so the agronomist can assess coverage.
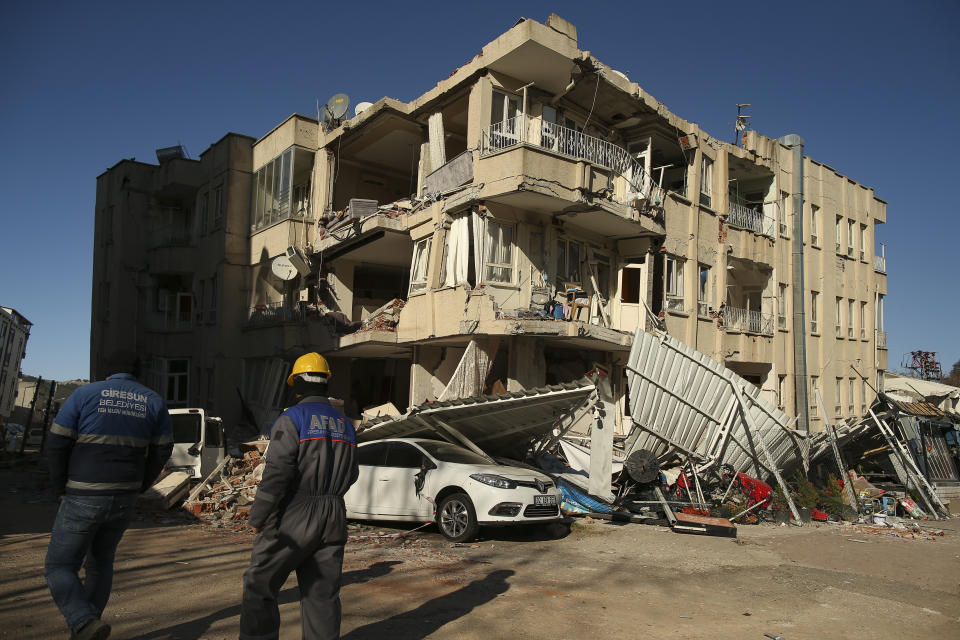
[534,495,557,505]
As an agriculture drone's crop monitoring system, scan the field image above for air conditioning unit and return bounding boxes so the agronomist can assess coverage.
[285,246,312,276]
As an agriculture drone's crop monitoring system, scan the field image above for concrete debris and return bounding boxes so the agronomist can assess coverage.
[184,444,265,528]
[142,472,192,510]
[358,298,405,332]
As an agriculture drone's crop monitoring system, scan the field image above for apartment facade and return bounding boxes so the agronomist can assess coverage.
[91,14,887,435]
[0,306,32,419]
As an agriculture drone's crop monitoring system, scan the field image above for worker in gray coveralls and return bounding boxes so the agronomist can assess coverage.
[240,353,359,640]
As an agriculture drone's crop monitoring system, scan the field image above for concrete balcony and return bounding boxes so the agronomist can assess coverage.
[874,254,886,274]
[727,202,775,238]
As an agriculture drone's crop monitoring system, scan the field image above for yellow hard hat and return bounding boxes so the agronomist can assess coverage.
[287,352,332,386]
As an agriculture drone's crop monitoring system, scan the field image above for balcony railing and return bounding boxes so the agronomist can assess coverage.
[727,202,775,238]
[876,330,887,349]
[874,254,886,273]
[723,306,774,336]
[479,116,657,204]
[245,301,324,327]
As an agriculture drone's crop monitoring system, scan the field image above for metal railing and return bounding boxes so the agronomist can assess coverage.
[245,301,324,326]
[479,116,655,203]
[727,202,775,238]
[723,306,774,336]
[874,254,886,273]
[876,330,887,349]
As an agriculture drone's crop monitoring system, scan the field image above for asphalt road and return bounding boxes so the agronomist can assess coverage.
[1,456,958,639]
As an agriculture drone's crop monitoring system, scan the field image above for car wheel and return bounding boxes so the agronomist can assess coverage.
[437,493,479,542]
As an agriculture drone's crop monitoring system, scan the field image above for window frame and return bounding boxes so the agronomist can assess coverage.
[699,156,713,208]
[810,204,819,247]
[483,219,515,284]
[665,255,685,312]
[697,264,710,317]
[556,237,582,285]
[810,291,819,334]
[409,238,431,294]
[777,283,788,330]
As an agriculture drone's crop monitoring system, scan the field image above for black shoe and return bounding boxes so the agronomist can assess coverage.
[72,618,111,640]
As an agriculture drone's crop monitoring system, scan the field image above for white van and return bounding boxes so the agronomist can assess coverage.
[168,408,226,479]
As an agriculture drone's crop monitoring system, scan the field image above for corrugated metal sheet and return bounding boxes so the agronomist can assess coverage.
[885,397,951,419]
[624,329,809,478]
[356,381,597,458]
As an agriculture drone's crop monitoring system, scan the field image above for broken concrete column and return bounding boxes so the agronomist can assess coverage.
[507,338,546,392]
[428,112,446,171]
[410,345,443,405]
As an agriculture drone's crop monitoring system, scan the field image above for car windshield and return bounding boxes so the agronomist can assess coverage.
[416,441,494,465]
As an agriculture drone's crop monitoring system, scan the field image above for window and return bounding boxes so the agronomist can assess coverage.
[779,191,789,236]
[778,374,787,409]
[777,283,788,330]
[384,442,424,468]
[196,280,206,323]
[848,299,855,339]
[166,358,189,408]
[810,205,819,247]
[409,238,431,293]
[859,224,867,261]
[810,376,819,417]
[556,238,582,284]
[249,146,313,232]
[213,185,224,229]
[698,265,710,316]
[848,378,855,415]
[484,220,514,283]
[835,215,842,253]
[877,293,885,333]
[665,256,685,311]
[198,192,209,234]
[358,442,389,466]
[620,262,643,304]
[209,274,218,324]
[846,219,855,257]
[835,377,843,417]
[177,292,192,327]
[835,297,843,338]
[810,291,819,334]
[860,301,867,339]
[699,156,713,208]
[491,91,522,145]
[862,379,868,414]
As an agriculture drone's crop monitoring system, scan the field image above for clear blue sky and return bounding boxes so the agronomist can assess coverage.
[1,1,957,381]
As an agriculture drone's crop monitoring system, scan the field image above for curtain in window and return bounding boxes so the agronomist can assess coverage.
[484,220,512,282]
[472,212,486,283]
[443,214,471,288]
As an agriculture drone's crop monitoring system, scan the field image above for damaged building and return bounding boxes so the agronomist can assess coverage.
[90,14,888,445]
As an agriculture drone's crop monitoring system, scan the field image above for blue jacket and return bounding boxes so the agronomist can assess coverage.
[248,396,358,530]
[46,374,173,495]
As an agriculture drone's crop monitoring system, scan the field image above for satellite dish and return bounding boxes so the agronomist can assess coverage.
[354,101,373,117]
[271,255,298,281]
[322,93,350,129]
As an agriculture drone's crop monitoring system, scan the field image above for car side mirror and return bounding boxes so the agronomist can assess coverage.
[188,442,202,457]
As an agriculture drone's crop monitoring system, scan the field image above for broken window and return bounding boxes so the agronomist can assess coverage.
[665,255,684,312]
[409,238,431,293]
[556,238,582,285]
[698,264,710,316]
[699,156,713,208]
[484,220,514,283]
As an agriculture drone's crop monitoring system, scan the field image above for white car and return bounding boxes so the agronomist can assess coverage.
[344,438,562,542]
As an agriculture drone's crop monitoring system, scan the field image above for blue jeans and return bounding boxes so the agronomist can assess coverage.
[45,493,138,631]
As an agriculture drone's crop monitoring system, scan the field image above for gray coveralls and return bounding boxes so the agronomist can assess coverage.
[240,396,359,640]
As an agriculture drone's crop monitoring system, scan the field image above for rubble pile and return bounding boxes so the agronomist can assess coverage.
[186,445,265,529]
[358,298,405,332]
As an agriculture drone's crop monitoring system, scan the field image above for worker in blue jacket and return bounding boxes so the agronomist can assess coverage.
[240,352,358,640]
[44,351,172,640]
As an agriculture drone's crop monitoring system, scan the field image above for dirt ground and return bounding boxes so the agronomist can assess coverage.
[1,457,958,639]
